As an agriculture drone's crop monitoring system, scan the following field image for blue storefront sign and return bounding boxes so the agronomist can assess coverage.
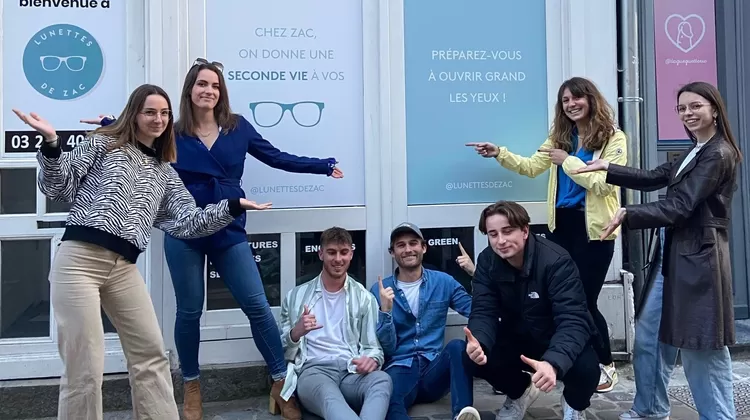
[405,1,550,205]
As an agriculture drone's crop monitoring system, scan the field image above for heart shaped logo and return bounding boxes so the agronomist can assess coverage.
[664,13,706,53]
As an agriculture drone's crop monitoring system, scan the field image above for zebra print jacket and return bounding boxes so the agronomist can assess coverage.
[38,133,244,263]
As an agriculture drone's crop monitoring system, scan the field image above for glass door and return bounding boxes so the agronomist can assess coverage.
[0,163,133,379]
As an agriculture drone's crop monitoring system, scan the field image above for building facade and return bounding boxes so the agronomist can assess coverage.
[0,0,744,381]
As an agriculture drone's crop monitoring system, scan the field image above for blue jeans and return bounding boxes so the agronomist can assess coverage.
[632,231,735,419]
[164,236,287,381]
[384,339,473,419]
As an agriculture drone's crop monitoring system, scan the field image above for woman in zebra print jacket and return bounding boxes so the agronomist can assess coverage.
[13,84,273,420]
[82,59,343,420]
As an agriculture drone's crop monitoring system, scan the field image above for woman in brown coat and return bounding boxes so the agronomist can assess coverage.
[574,81,740,419]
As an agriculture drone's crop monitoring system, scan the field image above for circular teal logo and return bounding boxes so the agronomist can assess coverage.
[22,23,104,101]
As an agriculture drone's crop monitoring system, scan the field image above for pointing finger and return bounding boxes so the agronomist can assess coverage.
[378,276,384,290]
[458,242,469,257]
[465,142,484,147]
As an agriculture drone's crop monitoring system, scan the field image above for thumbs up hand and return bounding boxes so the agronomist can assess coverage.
[378,276,395,313]
[456,242,475,276]
[290,304,323,342]
[464,327,486,365]
[520,355,557,392]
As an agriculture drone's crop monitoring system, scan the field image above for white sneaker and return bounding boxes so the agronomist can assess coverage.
[495,383,540,420]
[561,395,587,420]
[456,406,481,420]
[596,362,618,393]
[618,409,670,420]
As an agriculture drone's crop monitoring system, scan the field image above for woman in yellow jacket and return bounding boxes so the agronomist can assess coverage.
[467,77,628,393]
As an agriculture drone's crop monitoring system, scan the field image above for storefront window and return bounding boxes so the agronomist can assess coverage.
[206,0,366,209]
[295,231,366,286]
[0,169,36,215]
[47,199,72,214]
[0,239,51,339]
[403,1,549,205]
[420,227,474,294]
[206,234,282,310]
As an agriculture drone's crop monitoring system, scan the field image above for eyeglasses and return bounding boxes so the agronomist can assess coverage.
[193,58,224,72]
[248,101,325,128]
[40,55,87,72]
[140,109,172,119]
[675,102,711,114]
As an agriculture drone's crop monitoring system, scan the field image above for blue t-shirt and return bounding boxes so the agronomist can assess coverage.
[556,130,594,208]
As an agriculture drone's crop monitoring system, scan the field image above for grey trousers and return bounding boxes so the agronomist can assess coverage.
[296,358,392,420]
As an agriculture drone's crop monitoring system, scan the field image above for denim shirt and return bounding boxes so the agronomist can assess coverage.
[369,268,472,370]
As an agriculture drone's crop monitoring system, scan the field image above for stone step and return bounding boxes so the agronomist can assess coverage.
[7,349,750,419]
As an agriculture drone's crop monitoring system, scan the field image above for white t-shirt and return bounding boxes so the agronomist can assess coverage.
[397,279,423,318]
[675,141,708,178]
[305,288,350,361]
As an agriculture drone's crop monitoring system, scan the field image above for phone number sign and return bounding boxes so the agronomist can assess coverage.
[4,130,87,154]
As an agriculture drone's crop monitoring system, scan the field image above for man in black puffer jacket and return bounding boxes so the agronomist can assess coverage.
[463,201,599,420]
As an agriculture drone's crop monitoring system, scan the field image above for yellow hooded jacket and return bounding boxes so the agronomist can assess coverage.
[495,130,629,240]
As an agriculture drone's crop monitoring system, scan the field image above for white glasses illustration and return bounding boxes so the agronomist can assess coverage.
[248,101,325,128]
[39,55,87,72]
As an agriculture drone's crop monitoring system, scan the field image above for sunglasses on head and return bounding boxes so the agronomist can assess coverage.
[193,58,224,72]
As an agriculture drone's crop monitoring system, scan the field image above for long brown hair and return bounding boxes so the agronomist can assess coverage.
[677,81,742,162]
[94,84,177,163]
[549,77,616,152]
[175,61,238,135]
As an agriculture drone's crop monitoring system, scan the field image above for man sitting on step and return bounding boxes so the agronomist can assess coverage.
[371,222,481,420]
[277,227,392,420]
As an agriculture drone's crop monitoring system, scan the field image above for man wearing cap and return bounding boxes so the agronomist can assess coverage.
[370,222,480,420]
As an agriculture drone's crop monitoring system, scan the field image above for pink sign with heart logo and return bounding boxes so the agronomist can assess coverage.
[654,0,717,141]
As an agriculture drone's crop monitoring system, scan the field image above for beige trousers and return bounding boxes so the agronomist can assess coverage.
[51,241,179,420]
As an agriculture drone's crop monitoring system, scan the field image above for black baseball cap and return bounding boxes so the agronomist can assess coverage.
[390,222,424,245]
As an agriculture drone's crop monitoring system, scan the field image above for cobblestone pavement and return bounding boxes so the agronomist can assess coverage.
[31,360,750,419]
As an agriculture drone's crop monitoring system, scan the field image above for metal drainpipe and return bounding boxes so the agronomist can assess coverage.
[617,0,646,298]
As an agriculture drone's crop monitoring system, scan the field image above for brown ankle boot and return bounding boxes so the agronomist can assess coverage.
[269,379,301,420]
[183,379,203,420]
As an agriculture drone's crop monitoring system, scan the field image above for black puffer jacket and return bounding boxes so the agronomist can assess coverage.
[468,234,594,377]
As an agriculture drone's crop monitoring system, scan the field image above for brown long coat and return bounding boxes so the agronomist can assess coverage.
[607,135,738,350]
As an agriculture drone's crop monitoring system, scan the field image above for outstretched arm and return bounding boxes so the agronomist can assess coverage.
[562,131,629,196]
[153,168,271,238]
[243,117,337,175]
[572,153,680,192]
[624,150,733,229]
[13,109,105,202]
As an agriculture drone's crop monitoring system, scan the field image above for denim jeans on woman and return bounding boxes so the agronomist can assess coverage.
[629,228,735,420]
[164,235,287,381]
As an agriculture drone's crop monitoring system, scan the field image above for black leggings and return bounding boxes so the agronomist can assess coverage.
[551,208,615,366]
